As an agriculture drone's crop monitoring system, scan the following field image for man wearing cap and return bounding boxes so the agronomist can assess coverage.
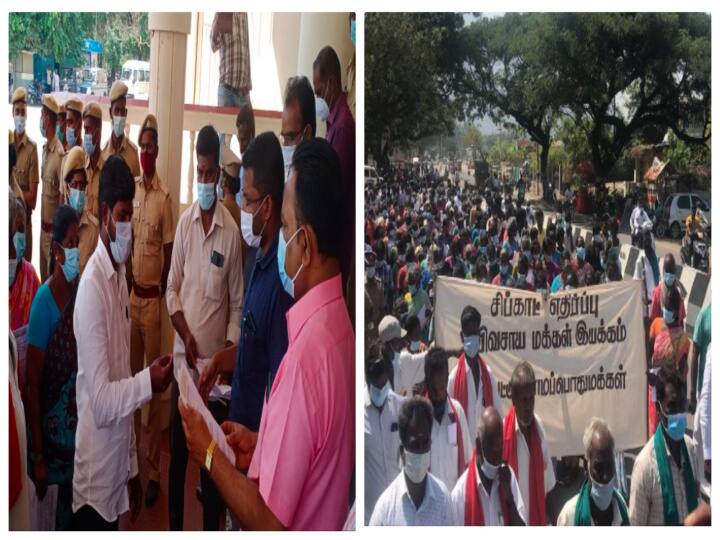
[82,102,105,221]
[101,81,140,178]
[379,314,426,398]
[219,145,241,230]
[365,246,385,339]
[39,94,66,281]
[11,86,39,263]
[59,99,84,202]
[127,113,174,508]
[62,146,98,274]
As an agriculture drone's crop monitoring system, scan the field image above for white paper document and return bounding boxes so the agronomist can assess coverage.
[178,363,236,466]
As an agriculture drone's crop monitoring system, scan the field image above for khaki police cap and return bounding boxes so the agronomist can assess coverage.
[41,94,60,114]
[63,146,87,183]
[58,102,66,115]
[65,98,83,116]
[11,87,27,104]
[138,114,159,146]
[109,80,128,103]
[83,102,102,121]
[221,145,241,178]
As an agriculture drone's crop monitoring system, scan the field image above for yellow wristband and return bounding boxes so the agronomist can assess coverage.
[205,439,217,472]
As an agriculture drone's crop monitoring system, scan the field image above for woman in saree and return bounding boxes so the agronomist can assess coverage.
[647,285,690,436]
[9,191,39,332]
[26,205,80,530]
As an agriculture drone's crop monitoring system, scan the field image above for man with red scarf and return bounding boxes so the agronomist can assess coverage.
[424,348,472,490]
[448,306,502,438]
[451,406,526,525]
[502,362,556,526]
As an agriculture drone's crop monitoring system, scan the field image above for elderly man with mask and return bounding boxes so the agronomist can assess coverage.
[448,305,502,438]
[81,102,105,221]
[451,406,526,526]
[165,124,243,530]
[179,138,353,530]
[629,363,701,525]
[101,81,140,178]
[557,418,629,525]
[364,345,404,525]
[502,362,555,525]
[379,314,425,398]
[370,396,453,526]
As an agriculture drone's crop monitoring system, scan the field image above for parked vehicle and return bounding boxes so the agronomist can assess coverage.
[659,192,711,239]
[120,59,150,99]
[365,165,383,187]
[681,224,709,271]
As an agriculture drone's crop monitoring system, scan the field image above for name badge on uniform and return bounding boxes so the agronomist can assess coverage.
[448,423,458,446]
[133,200,140,208]
[211,250,225,268]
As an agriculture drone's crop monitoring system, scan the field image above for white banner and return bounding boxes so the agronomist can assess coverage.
[434,277,647,457]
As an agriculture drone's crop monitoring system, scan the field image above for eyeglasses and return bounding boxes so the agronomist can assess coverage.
[280,131,302,146]
[241,194,266,210]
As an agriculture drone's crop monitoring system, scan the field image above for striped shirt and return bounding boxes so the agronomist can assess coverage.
[211,12,251,93]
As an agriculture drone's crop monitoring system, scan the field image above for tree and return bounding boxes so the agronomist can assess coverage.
[462,13,560,200]
[9,12,86,66]
[365,13,465,169]
[461,124,484,160]
[545,13,711,178]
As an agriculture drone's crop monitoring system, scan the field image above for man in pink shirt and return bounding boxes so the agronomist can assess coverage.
[180,137,355,530]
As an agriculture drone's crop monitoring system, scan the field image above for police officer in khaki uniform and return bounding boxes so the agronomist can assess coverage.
[128,113,174,508]
[9,130,25,204]
[58,99,84,203]
[82,102,105,222]
[101,81,141,177]
[62,146,98,275]
[219,145,241,230]
[11,87,39,263]
[39,94,65,281]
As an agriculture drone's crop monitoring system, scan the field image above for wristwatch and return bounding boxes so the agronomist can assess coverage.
[205,439,217,473]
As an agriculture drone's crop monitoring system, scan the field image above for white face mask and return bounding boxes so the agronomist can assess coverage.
[315,96,330,122]
[240,196,267,248]
[403,449,431,484]
[112,115,127,138]
[282,144,296,183]
[369,381,390,408]
[13,115,25,134]
[109,214,132,264]
[590,472,616,511]
[409,340,421,353]
[480,455,500,480]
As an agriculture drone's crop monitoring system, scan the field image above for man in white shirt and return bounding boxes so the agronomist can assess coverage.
[425,348,472,490]
[557,418,629,526]
[630,197,652,241]
[165,125,243,530]
[448,305,502,438]
[502,362,555,525]
[364,346,404,525]
[632,231,658,312]
[629,364,702,525]
[378,314,425,397]
[451,406,526,525]
[369,396,453,526]
[72,155,174,530]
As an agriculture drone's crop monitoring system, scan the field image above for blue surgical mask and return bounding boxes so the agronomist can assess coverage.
[664,272,676,287]
[13,232,26,262]
[14,115,26,134]
[590,473,616,511]
[66,127,76,147]
[197,181,216,211]
[282,144,296,182]
[576,247,586,261]
[61,246,80,282]
[39,116,47,138]
[69,188,86,215]
[661,407,687,441]
[409,340,421,353]
[56,123,64,143]
[351,19,356,46]
[366,267,376,280]
[662,306,675,324]
[500,264,509,276]
[369,381,390,408]
[109,215,133,265]
[315,96,330,122]
[409,285,417,296]
[464,334,480,358]
[277,227,304,299]
[523,250,531,260]
[112,115,126,138]
[83,133,96,156]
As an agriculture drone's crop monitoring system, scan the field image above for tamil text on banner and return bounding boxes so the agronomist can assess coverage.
[434,276,647,457]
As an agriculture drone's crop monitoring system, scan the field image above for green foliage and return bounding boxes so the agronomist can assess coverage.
[365,12,466,168]
[9,12,150,78]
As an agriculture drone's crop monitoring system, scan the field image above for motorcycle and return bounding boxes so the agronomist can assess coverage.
[681,225,709,272]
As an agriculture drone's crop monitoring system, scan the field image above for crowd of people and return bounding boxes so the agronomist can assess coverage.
[364,166,712,526]
[9,20,356,531]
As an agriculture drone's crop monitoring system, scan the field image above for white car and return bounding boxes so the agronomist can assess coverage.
[365,165,383,186]
[660,192,711,239]
[120,59,150,99]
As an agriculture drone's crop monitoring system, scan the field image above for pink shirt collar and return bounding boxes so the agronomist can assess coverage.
[286,273,343,343]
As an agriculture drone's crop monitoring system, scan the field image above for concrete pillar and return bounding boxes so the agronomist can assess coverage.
[147,12,191,378]
[296,12,353,88]
[149,12,191,225]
